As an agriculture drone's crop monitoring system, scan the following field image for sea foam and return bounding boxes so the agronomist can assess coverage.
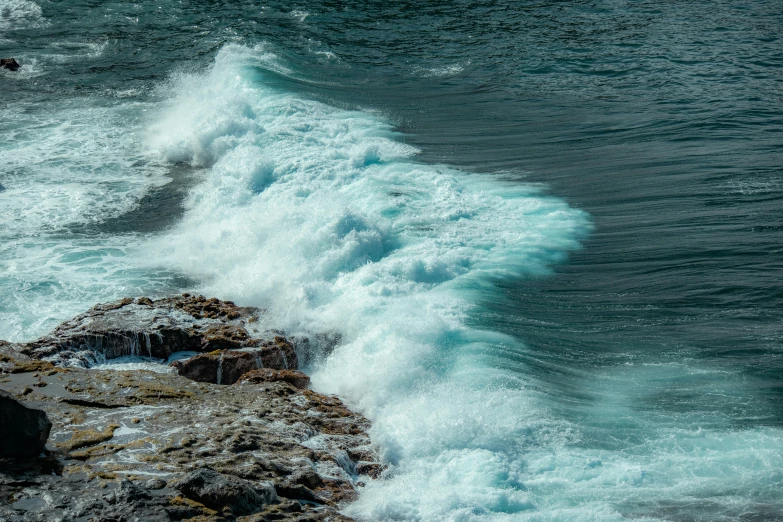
[143,45,783,521]
[6,41,778,520]
[0,91,174,340]
[143,44,598,520]
[0,0,44,30]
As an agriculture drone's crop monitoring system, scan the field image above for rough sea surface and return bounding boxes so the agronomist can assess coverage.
[1,1,782,520]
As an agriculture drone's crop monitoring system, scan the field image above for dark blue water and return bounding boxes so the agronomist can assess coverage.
[2,1,782,520]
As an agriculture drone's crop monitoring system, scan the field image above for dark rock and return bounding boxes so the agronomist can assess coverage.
[0,360,377,521]
[237,368,311,389]
[171,337,296,385]
[275,483,324,504]
[1,58,20,72]
[356,461,385,479]
[226,431,261,453]
[144,477,167,490]
[109,478,152,502]
[289,468,324,490]
[168,352,221,383]
[291,331,342,367]
[0,390,52,457]
[136,296,154,306]
[174,468,277,516]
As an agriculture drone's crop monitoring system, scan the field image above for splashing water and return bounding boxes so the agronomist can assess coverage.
[140,45,783,521]
[5,31,782,520]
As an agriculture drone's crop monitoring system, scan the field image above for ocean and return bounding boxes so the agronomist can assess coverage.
[1,0,782,520]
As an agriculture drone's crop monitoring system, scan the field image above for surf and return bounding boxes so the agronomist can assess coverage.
[143,44,591,520]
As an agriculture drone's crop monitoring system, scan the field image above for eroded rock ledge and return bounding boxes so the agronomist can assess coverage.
[0,295,380,522]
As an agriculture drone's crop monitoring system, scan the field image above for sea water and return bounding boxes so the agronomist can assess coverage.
[2,1,782,520]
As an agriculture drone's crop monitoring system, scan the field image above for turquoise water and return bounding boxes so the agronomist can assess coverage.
[1,1,782,520]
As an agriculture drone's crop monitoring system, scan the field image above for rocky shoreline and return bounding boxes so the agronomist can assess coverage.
[0,295,380,521]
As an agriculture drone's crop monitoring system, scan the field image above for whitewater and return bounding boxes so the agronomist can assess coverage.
[144,46,591,519]
[3,2,783,517]
[3,43,595,519]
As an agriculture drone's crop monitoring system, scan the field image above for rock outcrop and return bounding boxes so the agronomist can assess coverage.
[0,295,381,521]
[174,468,278,517]
[22,294,287,368]
[171,339,296,385]
[238,369,311,389]
[1,58,21,71]
[0,390,52,458]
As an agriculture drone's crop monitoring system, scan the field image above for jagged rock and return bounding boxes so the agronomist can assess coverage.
[174,468,277,516]
[20,294,281,367]
[0,390,52,457]
[171,339,296,385]
[0,296,380,521]
[145,477,167,490]
[0,460,174,522]
[96,480,173,522]
[0,299,380,521]
[0,58,20,71]
[237,368,311,389]
[275,483,323,504]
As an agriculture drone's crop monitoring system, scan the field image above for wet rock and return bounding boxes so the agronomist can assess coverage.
[0,464,174,522]
[20,294,274,367]
[1,58,20,71]
[145,477,167,490]
[0,296,380,521]
[0,390,52,457]
[292,331,343,367]
[169,351,221,383]
[238,368,311,389]
[0,358,378,520]
[275,483,323,504]
[174,468,277,516]
[171,338,296,385]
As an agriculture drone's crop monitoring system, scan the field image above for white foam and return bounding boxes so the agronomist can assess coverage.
[289,10,309,22]
[0,0,44,30]
[140,44,605,520]
[7,41,779,520]
[91,355,174,373]
[35,40,110,65]
[0,95,173,341]
[139,44,783,520]
[1,100,167,237]
[415,62,469,78]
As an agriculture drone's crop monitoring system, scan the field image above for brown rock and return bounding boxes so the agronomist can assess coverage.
[0,296,379,521]
[0,360,378,521]
[171,339,297,385]
[20,294,271,367]
[170,351,220,383]
[237,369,311,389]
